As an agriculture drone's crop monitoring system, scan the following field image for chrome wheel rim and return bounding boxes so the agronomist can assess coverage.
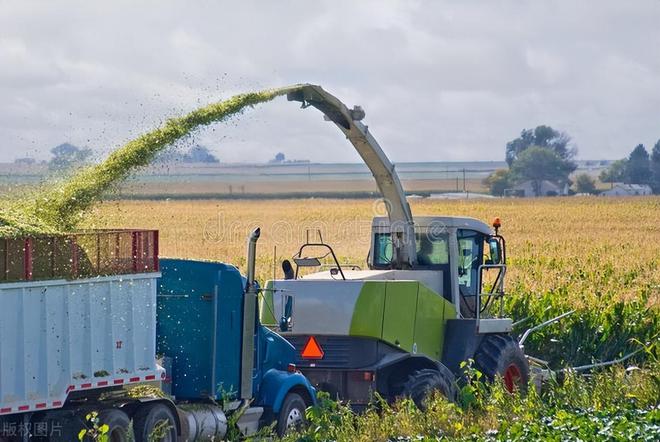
[286,407,303,428]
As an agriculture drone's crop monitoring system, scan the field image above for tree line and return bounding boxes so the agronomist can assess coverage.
[484,126,660,196]
[42,143,220,170]
[599,142,660,193]
[484,125,577,196]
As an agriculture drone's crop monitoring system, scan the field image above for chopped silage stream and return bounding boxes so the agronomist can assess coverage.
[0,85,303,237]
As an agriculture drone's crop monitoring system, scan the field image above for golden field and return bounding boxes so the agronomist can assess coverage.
[85,196,659,306]
[85,196,659,367]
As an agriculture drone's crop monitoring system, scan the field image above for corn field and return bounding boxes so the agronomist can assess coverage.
[83,196,660,440]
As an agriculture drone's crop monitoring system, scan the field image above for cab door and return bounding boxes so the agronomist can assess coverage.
[456,229,484,317]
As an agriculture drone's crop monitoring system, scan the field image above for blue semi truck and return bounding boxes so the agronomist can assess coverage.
[0,228,315,441]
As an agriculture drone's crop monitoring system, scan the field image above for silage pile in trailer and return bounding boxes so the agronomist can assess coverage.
[0,85,303,237]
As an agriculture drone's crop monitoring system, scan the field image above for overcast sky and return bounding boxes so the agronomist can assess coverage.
[1,0,659,163]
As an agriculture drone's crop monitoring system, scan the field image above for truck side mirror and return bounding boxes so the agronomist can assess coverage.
[488,238,502,265]
[279,293,294,332]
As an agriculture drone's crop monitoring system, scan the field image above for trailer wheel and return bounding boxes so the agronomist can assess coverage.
[133,403,177,442]
[97,409,131,442]
[474,334,529,392]
[276,392,307,437]
[400,367,457,410]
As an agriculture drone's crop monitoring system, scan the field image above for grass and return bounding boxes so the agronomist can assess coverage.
[281,363,660,441]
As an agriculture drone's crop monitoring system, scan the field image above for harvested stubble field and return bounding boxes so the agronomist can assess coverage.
[86,196,660,440]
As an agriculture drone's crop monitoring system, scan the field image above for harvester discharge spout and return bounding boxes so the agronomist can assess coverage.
[287,84,417,269]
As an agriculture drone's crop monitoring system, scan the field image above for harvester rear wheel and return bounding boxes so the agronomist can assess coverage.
[474,334,529,392]
[400,367,457,410]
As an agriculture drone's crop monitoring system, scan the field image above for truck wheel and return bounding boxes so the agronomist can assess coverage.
[474,334,529,392]
[97,409,131,442]
[400,367,457,410]
[277,392,307,437]
[32,414,82,442]
[133,403,178,442]
[37,408,130,442]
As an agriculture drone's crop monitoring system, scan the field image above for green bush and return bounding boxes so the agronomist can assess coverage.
[278,363,660,442]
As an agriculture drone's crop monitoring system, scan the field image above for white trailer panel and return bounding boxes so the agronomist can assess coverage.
[0,273,163,416]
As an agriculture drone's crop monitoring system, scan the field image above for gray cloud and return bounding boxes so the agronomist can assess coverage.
[1,0,659,163]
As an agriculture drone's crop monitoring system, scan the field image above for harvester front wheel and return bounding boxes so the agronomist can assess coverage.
[474,334,529,392]
[400,367,457,410]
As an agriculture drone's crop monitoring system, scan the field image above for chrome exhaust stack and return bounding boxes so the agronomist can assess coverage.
[240,227,260,400]
[246,227,261,288]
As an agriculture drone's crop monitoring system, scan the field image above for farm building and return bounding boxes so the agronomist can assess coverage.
[507,180,568,197]
[601,183,652,196]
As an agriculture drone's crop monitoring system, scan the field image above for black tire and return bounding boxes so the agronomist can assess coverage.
[37,408,130,442]
[400,367,458,410]
[277,392,307,437]
[474,334,529,392]
[97,409,131,442]
[133,403,178,442]
[32,414,81,442]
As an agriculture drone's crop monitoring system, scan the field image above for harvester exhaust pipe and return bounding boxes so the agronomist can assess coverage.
[240,227,261,400]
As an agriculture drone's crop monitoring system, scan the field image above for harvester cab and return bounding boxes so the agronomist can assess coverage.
[368,215,507,321]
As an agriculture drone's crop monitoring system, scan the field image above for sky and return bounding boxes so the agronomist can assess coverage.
[1,0,659,164]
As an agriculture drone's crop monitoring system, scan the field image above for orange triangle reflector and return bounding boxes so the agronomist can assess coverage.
[301,336,324,359]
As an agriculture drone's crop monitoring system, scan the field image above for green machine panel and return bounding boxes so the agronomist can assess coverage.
[350,281,386,338]
[382,281,419,351]
[413,284,447,359]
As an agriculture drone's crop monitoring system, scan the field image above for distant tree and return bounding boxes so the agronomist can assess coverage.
[14,158,36,165]
[182,145,219,163]
[505,125,575,166]
[651,140,660,194]
[599,159,627,186]
[574,173,597,194]
[625,144,651,185]
[154,150,183,164]
[274,152,285,163]
[49,143,92,170]
[483,169,512,196]
[510,146,576,196]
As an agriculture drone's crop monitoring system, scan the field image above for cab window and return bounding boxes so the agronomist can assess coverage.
[457,229,484,297]
[415,232,449,266]
[373,232,393,267]
[372,231,450,268]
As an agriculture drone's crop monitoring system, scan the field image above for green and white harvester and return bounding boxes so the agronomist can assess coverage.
[260,85,529,408]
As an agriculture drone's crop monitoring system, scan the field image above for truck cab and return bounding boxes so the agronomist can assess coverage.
[157,258,317,438]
